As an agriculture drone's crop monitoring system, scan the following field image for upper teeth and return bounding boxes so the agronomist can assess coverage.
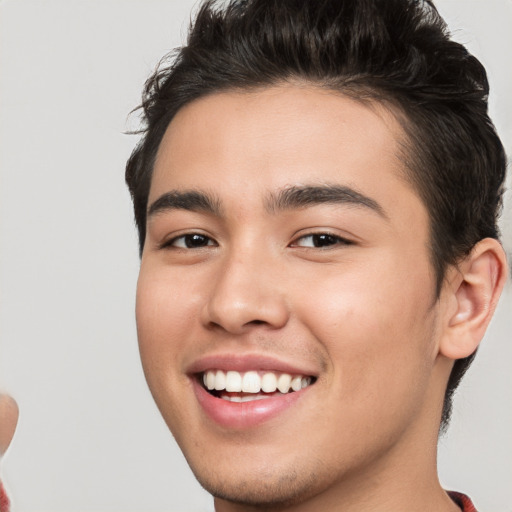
[202,370,312,394]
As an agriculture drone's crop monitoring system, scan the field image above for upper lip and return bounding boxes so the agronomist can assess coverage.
[187,353,319,377]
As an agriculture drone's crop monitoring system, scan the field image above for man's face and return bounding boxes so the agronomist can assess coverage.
[136,86,447,507]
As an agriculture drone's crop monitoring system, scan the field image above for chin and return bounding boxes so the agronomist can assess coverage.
[192,466,323,509]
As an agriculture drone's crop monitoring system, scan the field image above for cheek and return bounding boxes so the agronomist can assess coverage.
[295,254,437,408]
[135,265,203,387]
[135,266,204,427]
[136,264,200,338]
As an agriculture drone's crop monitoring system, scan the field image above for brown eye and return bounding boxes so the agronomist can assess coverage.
[294,233,352,248]
[169,234,215,249]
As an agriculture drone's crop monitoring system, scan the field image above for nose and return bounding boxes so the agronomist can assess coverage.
[201,251,290,334]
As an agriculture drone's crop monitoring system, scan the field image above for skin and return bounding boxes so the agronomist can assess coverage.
[136,85,505,511]
[0,394,18,456]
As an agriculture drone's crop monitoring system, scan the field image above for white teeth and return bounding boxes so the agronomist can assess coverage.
[221,394,281,403]
[291,375,302,392]
[225,371,242,392]
[214,370,226,391]
[277,373,292,393]
[242,371,261,393]
[261,372,277,392]
[240,394,268,402]
[202,369,314,395]
[206,371,216,390]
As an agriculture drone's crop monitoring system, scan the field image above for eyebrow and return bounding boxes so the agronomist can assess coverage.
[147,190,222,218]
[265,185,388,218]
[147,184,387,220]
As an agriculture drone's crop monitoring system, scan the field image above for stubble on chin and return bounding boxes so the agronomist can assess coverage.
[193,465,324,510]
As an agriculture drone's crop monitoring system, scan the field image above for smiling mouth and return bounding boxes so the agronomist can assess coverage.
[200,370,316,402]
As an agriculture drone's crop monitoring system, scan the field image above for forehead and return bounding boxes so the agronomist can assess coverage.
[150,85,416,216]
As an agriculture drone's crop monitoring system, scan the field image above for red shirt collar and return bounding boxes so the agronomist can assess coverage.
[448,491,478,512]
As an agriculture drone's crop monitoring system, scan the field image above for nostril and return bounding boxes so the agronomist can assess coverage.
[248,320,265,325]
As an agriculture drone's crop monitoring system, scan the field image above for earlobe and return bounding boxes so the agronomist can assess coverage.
[439,238,508,360]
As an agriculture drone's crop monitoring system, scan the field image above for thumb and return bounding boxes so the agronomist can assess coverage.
[0,394,19,456]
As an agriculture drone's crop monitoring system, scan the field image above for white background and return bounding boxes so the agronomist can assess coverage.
[0,1,510,511]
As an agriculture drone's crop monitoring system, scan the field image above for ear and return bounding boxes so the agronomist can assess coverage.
[439,238,508,360]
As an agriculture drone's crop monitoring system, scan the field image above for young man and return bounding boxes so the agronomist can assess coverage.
[125,0,508,510]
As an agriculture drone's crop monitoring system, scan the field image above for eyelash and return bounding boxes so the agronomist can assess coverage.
[161,231,353,250]
[162,233,217,250]
[291,232,353,249]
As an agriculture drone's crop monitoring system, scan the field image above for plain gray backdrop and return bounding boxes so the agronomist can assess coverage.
[1,1,511,511]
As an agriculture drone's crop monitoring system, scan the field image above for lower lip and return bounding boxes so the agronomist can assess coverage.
[192,378,309,429]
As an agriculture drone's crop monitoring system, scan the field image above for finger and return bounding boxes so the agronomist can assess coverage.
[0,394,19,456]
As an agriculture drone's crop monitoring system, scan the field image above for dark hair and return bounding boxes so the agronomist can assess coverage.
[125,0,507,430]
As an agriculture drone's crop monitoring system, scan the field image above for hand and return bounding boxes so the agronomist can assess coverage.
[0,394,18,457]
[0,394,18,512]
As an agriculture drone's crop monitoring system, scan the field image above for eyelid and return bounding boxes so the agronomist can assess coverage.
[290,230,355,248]
[160,231,218,250]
